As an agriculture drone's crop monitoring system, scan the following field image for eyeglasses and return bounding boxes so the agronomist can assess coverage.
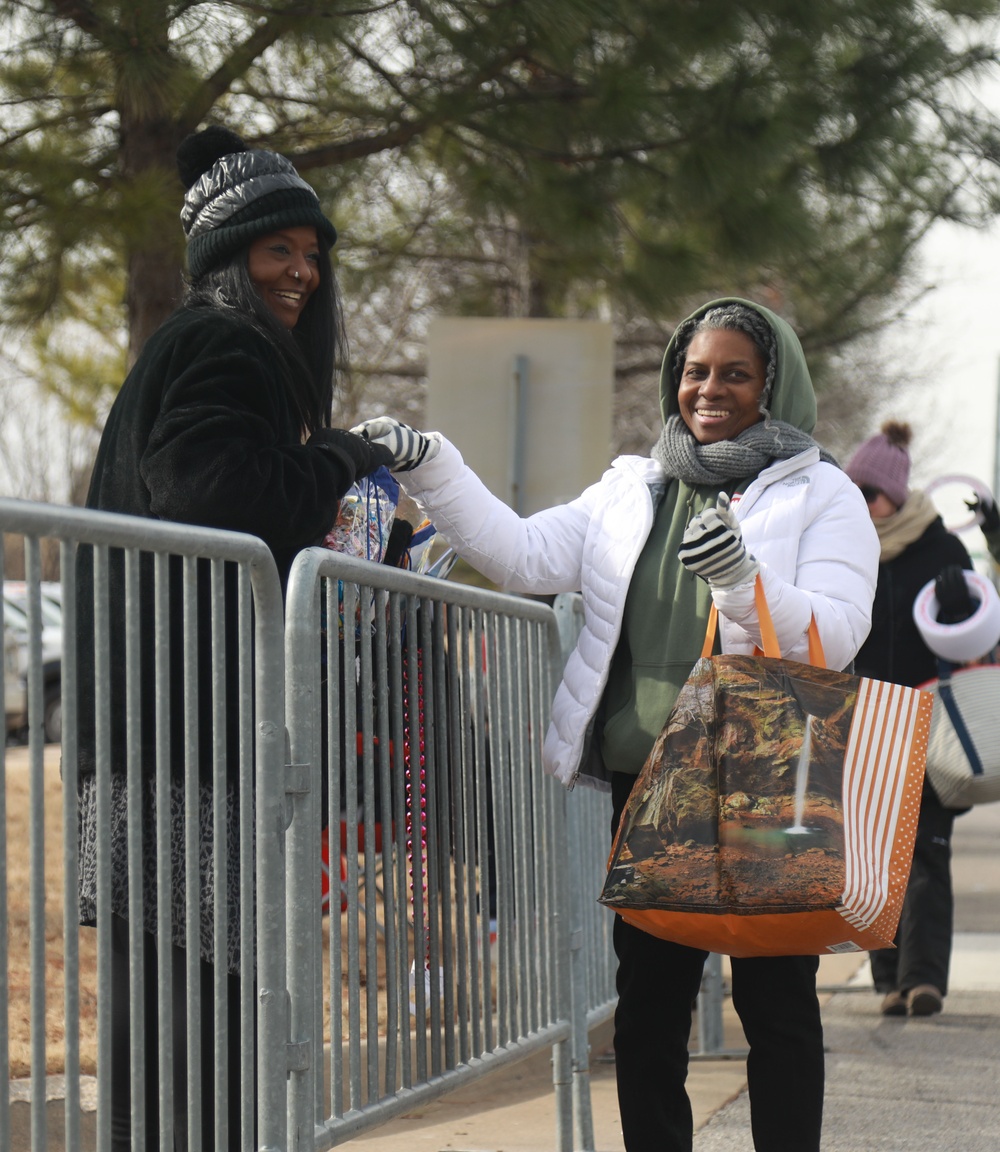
[859,485,881,504]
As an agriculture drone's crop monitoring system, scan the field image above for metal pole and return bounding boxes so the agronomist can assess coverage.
[696,953,725,1054]
[692,954,748,1061]
[511,355,529,515]
[993,355,1000,502]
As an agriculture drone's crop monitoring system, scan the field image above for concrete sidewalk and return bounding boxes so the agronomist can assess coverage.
[341,952,863,1152]
[694,935,1000,1151]
[344,802,1000,1152]
[13,804,999,1151]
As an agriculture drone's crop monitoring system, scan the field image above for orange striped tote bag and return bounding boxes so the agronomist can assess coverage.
[599,577,933,957]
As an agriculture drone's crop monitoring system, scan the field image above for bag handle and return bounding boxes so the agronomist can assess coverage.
[700,574,827,669]
[936,658,985,777]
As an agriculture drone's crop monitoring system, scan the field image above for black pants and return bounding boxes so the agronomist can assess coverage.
[611,772,825,1152]
[870,782,960,997]
[109,915,249,1151]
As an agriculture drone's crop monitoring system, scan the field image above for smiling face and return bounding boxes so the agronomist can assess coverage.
[677,327,767,444]
[247,225,321,328]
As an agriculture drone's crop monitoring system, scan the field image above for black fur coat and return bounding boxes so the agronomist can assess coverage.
[76,305,363,782]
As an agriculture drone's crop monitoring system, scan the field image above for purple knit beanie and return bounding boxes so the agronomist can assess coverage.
[845,420,912,507]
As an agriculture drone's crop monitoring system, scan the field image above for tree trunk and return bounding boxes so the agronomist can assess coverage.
[115,0,187,366]
[120,114,186,366]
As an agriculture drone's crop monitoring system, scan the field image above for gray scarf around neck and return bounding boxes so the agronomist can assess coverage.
[651,413,839,486]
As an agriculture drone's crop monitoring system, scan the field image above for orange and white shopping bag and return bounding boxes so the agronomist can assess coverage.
[599,578,932,957]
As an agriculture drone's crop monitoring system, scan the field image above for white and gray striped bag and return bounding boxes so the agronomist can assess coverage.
[920,664,1000,809]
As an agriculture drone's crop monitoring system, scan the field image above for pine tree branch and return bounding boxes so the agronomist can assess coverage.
[47,0,109,40]
[178,8,314,132]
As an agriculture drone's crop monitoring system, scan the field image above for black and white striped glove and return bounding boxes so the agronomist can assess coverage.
[350,417,442,472]
[678,493,759,589]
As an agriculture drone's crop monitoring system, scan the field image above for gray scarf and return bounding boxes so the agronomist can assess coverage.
[651,414,839,486]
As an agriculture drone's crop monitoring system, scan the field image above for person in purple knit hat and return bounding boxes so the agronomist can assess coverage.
[846,420,973,1017]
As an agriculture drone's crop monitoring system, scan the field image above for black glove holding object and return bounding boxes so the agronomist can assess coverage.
[966,494,1000,534]
[935,565,977,626]
[308,428,394,487]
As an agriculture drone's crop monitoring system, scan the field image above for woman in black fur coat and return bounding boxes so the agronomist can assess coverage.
[76,126,392,1151]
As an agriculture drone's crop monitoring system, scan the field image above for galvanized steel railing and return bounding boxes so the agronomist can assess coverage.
[1,499,620,1152]
[283,548,575,1150]
[0,498,286,1152]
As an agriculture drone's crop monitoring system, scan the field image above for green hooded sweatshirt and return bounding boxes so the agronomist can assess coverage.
[598,297,818,775]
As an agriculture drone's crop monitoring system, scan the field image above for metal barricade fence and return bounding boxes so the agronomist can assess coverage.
[2,499,621,1152]
[283,548,577,1150]
[0,497,287,1152]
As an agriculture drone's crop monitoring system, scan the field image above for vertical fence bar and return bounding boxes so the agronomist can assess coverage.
[389,589,412,1091]
[26,538,47,1151]
[238,563,255,1152]
[284,555,320,1152]
[210,559,229,1152]
[60,541,82,1152]
[124,547,146,1152]
[429,598,454,1073]
[375,587,399,1096]
[420,594,444,1077]
[553,591,603,1151]
[94,543,113,1152]
[458,605,483,1059]
[325,575,344,1122]
[182,555,203,1150]
[252,547,290,1152]
[696,954,726,1055]
[472,609,493,1054]
[153,550,174,1152]
[358,588,381,1100]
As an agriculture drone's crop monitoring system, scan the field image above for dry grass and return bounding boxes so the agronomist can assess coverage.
[5,744,98,1077]
[4,745,419,1079]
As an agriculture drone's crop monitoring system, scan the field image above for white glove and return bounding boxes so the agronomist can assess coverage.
[678,492,759,589]
[350,416,442,472]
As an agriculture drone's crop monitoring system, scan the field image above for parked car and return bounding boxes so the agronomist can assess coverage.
[3,582,62,744]
[4,624,27,743]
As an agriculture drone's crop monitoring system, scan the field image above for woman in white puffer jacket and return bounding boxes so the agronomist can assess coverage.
[356,297,878,1152]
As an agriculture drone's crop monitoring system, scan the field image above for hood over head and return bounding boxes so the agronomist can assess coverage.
[658,296,817,435]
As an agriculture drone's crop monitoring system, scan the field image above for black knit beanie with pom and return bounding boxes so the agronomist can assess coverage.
[177,126,336,279]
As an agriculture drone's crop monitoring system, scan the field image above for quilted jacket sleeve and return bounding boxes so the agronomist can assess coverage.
[399,437,600,594]
[713,462,879,672]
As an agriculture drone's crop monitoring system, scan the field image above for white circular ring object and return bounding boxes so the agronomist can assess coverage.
[924,474,993,534]
[912,569,1000,663]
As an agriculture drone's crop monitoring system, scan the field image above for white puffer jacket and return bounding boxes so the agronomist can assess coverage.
[402,437,879,787]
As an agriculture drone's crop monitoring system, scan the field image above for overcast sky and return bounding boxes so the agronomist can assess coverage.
[881,211,1000,566]
[904,218,1000,489]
